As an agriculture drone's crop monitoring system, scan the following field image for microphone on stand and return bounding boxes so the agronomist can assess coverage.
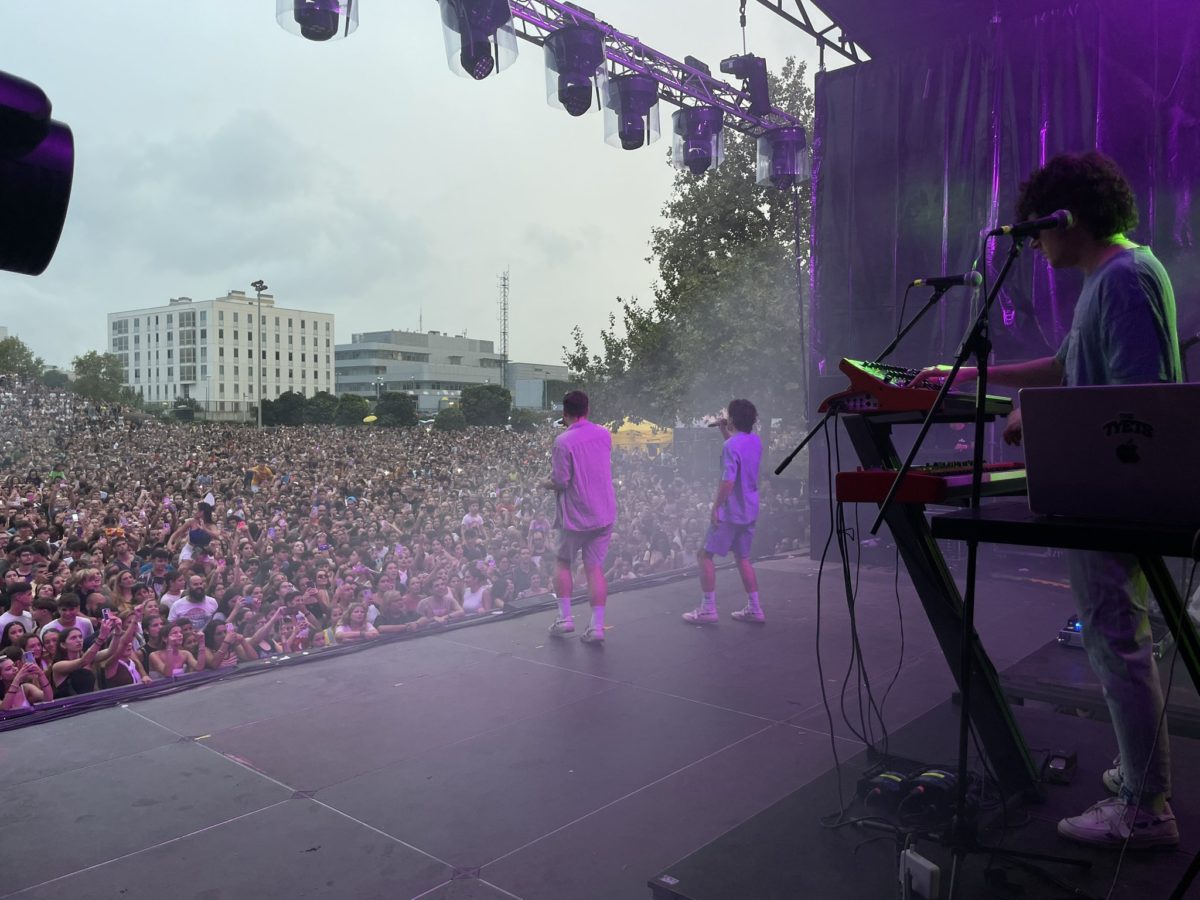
[909,271,984,289]
[987,209,1073,238]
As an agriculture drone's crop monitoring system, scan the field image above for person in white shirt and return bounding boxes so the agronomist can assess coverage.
[168,575,219,630]
[0,582,35,636]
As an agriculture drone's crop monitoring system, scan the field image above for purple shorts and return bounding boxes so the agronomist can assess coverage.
[557,525,613,569]
[703,521,755,559]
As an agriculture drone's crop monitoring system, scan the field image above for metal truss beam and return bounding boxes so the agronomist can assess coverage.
[502,0,802,137]
[751,0,866,67]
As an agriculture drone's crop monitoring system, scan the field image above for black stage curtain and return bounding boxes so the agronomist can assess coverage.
[810,0,1200,381]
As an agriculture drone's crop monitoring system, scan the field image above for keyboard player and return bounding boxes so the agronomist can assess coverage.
[911,151,1183,849]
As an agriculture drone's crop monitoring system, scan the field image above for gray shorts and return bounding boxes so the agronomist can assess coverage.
[557,525,613,569]
[703,521,755,559]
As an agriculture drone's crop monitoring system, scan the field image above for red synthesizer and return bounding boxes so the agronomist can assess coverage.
[836,461,1027,505]
[818,358,1014,417]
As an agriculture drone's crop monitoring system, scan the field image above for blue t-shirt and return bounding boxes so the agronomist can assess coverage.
[1055,246,1181,387]
[718,431,761,525]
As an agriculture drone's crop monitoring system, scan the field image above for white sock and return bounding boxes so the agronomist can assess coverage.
[559,596,573,620]
[591,605,605,631]
[747,591,761,613]
[701,591,716,613]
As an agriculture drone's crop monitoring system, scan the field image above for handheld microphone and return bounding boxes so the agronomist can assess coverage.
[988,209,1073,238]
[909,271,983,289]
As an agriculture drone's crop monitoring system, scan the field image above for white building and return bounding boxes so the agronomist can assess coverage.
[335,330,567,412]
[107,291,335,412]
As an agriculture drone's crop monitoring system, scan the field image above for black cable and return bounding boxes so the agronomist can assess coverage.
[815,415,855,824]
[831,423,888,755]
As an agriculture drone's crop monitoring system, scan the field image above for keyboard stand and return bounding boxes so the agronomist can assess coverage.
[842,412,1041,800]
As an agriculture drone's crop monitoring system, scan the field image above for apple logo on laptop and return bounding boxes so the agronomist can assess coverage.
[1116,440,1140,464]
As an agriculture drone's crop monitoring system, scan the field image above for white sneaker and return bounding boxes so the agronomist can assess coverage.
[1102,757,1171,799]
[548,617,575,636]
[731,606,765,623]
[682,607,719,625]
[579,625,605,644]
[1057,797,1179,848]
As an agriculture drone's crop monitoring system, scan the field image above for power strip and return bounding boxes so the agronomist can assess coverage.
[899,848,941,899]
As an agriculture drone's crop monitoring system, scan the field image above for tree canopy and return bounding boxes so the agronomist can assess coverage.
[460,383,511,426]
[375,391,418,427]
[0,336,43,378]
[71,350,127,403]
[434,406,467,431]
[334,393,371,426]
[564,58,814,427]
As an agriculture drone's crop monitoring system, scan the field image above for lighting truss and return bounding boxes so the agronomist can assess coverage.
[502,0,802,137]
[751,0,866,67]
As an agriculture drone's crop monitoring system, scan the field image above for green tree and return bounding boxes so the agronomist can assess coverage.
[508,408,543,433]
[565,58,814,429]
[305,390,339,424]
[0,336,43,378]
[459,383,511,426]
[433,406,467,431]
[375,391,418,427]
[543,379,574,409]
[273,390,307,426]
[334,393,371,426]
[41,369,70,389]
[71,350,126,402]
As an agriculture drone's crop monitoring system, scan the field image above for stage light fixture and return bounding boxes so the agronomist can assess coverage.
[757,125,810,190]
[439,0,518,81]
[0,71,74,276]
[671,106,725,175]
[543,25,606,117]
[603,73,660,151]
[276,0,358,42]
[720,53,771,116]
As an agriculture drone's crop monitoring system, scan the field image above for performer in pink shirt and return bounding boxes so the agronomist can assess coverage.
[543,391,616,644]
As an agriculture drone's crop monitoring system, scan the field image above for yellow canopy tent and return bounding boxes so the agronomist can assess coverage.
[607,417,673,455]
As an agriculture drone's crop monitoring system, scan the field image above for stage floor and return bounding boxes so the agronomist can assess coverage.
[2,553,1096,899]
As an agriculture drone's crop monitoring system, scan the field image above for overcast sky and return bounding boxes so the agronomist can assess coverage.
[3,1,842,368]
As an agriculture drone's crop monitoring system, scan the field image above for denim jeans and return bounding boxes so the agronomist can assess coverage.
[1068,550,1170,802]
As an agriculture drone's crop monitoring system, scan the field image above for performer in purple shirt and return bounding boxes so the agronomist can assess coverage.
[543,391,616,644]
[683,399,764,625]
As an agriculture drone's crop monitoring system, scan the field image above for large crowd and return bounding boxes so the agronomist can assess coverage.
[0,375,805,713]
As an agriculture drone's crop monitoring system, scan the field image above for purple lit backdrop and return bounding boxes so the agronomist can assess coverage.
[809,0,1200,382]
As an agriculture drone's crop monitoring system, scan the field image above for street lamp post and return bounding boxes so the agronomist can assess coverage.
[251,280,268,428]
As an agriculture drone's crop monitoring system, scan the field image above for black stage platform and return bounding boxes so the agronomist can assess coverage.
[649,701,1200,900]
[0,554,1123,900]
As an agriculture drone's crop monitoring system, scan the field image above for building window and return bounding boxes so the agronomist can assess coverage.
[218,347,224,358]
[166,314,173,324]
[167,367,173,377]
[200,329,206,339]
[300,320,306,329]
[233,331,238,341]
[219,311,224,322]
[200,365,207,377]
[233,312,239,322]
[200,311,207,323]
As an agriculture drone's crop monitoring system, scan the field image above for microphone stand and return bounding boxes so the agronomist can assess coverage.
[871,235,1090,899]
[874,283,952,364]
[775,283,953,477]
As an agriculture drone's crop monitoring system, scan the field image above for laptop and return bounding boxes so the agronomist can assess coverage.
[1020,383,1200,524]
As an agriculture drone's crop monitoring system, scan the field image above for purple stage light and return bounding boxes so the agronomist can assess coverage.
[0,71,73,277]
[543,25,606,117]
[757,125,809,189]
[276,0,357,42]
[604,74,660,151]
[672,106,725,175]
[440,0,518,81]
